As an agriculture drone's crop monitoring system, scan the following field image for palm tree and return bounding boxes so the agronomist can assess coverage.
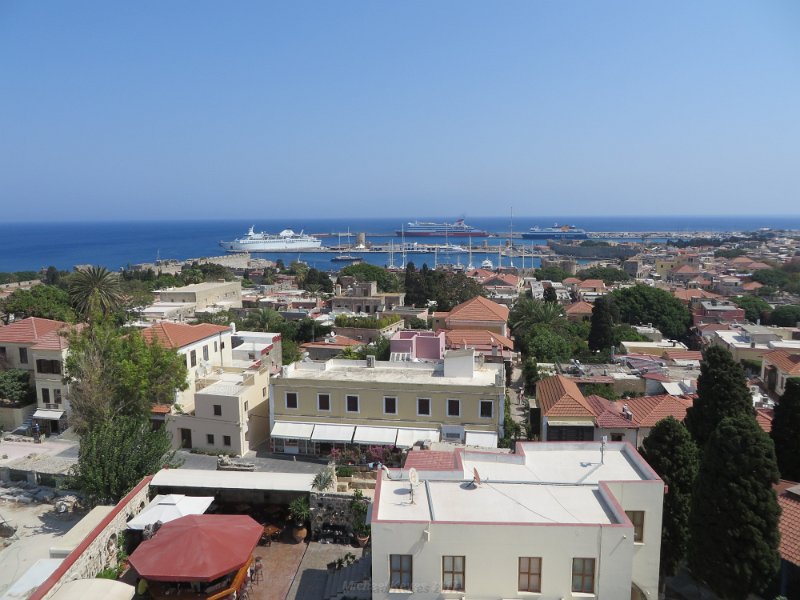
[69,266,124,319]
[509,297,563,338]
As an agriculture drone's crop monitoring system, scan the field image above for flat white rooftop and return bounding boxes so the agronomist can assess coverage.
[459,443,653,484]
[151,469,314,492]
[377,479,615,525]
[282,360,501,387]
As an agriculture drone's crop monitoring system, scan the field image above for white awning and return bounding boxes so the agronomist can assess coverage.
[270,421,314,440]
[395,428,441,449]
[33,409,65,420]
[311,424,355,443]
[151,469,315,492]
[465,430,499,448]
[50,579,135,600]
[353,426,398,445]
[546,420,595,427]
[127,494,214,530]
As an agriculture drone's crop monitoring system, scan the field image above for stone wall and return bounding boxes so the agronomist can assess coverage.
[28,476,153,600]
[310,491,360,538]
[0,402,36,432]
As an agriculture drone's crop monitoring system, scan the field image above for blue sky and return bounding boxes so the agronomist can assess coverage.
[1,1,799,221]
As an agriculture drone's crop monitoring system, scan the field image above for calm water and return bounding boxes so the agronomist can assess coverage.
[1,215,798,273]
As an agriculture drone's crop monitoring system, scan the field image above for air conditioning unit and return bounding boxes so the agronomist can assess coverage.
[366,355,376,368]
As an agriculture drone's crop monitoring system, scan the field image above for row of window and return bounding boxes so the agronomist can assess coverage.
[206,433,232,446]
[389,555,596,594]
[188,341,222,368]
[41,388,63,404]
[0,348,63,374]
[284,392,494,418]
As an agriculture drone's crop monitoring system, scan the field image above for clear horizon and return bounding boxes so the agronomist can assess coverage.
[2,1,799,220]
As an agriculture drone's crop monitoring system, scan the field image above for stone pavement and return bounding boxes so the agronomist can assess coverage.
[285,542,364,600]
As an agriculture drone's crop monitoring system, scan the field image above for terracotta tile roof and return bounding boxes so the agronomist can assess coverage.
[142,322,230,349]
[662,350,703,362]
[742,281,764,290]
[564,301,594,315]
[731,256,753,264]
[150,404,172,415]
[620,394,693,427]
[536,375,595,418]
[466,269,494,280]
[673,264,699,274]
[482,274,520,287]
[642,372,672,382]
[31,324,85,351]
[775,480,800,566]
[672,289,721,303]
[300,334,363,349]
[755,408,773,434]
[0,317,68,344]
[578,279,606,289]
[763,349,800,376]
[446,296,509,323]
[404,451,458,471]
[562,277,581,285]
[586,395,637,429]
[697,323,733,333]
[747,262,771,270]
[444,330,514,350]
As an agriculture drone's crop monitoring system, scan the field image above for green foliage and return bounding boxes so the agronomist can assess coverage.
[407,317,429,329]
[0,369,36,404]
[72,415,174,505]
[282,339,301,365]
[771,378,800,481]
[732,295,772,323]
[581,383,619,400]
[339,263,401,292]
[713,248,747,259]
[289,496,311,523]
[688,415,780,599]
[610,285,691,339]
[534,266,570,283]
[684,345,754,447]
[521,358,541,395]
[69,266,124,319]
[312,467,335,491]
[304,268,334,293]
[0,285,76,323]
[509,298,563,340]
[340,336,390,361]
[0,271,40,285]
[588,296,615,352]
[336,465,354,478]
[751,268,790,289]
[526,324,573,363]
[575,266,630,284]
[769,304,800,327]
[64,319,188,435]
[334,314,401,329]
[350,490,371,536]
[403,263,485,311]
[612,324,649,346]
[640,417,699,577]
[190,262,236,282]
[542,286,558,303]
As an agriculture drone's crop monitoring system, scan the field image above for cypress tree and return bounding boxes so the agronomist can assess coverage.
[588,296,615,352]
[684,345,753,447]
[543,286,558,303]
[771,377,800,481]
[640,417,699,578]
[688,414,781,600]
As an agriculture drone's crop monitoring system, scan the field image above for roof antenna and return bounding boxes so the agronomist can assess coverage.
[601,435,607,465]
[408,468,420,504]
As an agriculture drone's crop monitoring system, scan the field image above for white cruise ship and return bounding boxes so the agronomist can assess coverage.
[219,227,322,253]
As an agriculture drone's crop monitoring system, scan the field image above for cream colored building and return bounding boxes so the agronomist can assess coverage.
[372,442,663,600]
[156,280,242,315]
[269,350,505,454]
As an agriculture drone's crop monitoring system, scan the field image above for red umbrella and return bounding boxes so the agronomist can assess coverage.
[129,514,263,582]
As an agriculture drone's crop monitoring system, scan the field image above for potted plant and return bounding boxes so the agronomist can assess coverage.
[288,496,310,543]
[350,490,371,547]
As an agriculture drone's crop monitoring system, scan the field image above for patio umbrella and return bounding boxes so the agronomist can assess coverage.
[129,514,263,582]
[50,579,135,600]
[127,494,214,530]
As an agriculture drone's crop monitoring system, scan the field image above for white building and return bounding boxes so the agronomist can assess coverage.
[371,442,663,600]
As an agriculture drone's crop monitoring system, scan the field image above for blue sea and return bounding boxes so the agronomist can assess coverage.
[1,215,798,273]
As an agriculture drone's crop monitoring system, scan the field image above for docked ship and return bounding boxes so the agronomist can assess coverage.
[397,219,489,237]
[219,227,322,252]
[521,224,588,240]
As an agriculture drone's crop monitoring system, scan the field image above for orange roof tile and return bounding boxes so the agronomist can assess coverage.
[764,349,800,376]
[564,301,594,315]
[620,394,693,427]
[673,289,720,302]
[404,451,458,471]
[563,277,581,285]
[150,404,172,415]
[756,408,773,434]
[482,274,520,287]
[578,279,606,289]
[536,375,595,418]
[747,262,771,270]
[673,264,699,274]
[444,329,514,350]
[742,281,763,290]
[662,350,703,362]
[300,335,363,349]
[775,480,800,566]
[446,296,509,323]
[0,317,68,344]
[142,322,230,349]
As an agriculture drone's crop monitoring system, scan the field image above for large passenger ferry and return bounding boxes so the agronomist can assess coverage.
[219,227,322,252]
[521,224,588,240]
[396,219,489,237]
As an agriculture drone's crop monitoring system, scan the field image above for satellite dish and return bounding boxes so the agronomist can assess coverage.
[408,468,419,487]
[473,467,482,487]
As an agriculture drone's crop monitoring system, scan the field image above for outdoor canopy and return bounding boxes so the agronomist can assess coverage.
[126,494,214,530]
[128,514,262,582]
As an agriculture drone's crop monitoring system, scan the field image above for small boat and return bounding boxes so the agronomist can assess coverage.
[331,255,362,263]
[481,258,494,269]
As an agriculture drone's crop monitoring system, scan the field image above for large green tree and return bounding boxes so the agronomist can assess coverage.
[610,285,691,339]
[340,263,401,292]
[684,345,753,447]
[640,417,699,578]
[769,304,800,327]
[509,298,563,340]
[0,369,36,404]
[0,285,75,323]
[526,324,573,362]
[403,264,484,311]
[732,295,772,324]
[65,320,188,434]
[69,266,124,319]
[588,296,615,352]
[575,266,630,284]
[688,415,781,599]
[72,415,174,504]
[534,266,570,283]
[771,377,800,481]
[521,357,541,396]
